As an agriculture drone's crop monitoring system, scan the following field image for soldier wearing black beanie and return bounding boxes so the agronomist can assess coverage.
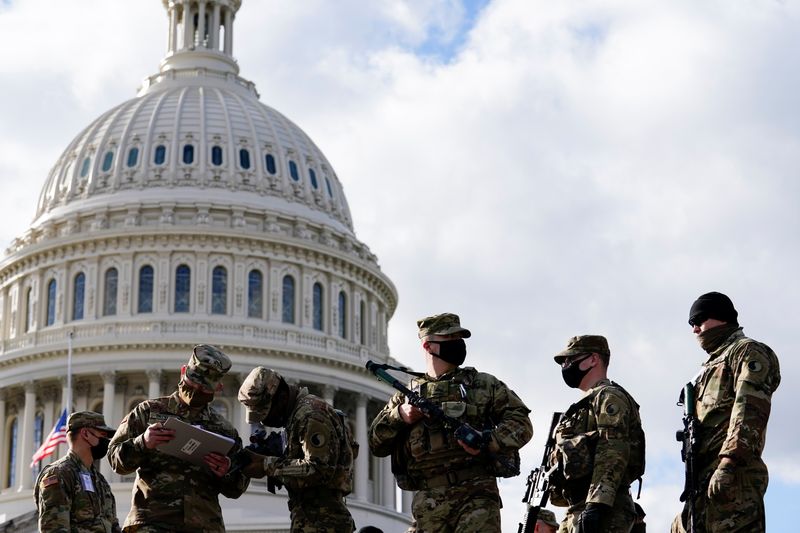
[688,291,738,327]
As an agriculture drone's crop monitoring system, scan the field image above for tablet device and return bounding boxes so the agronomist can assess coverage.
[157,417,235,466]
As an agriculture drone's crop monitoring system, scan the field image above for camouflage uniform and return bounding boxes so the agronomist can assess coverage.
[369,313,533,533]
[672,327,781,533]
[549,336,645,533]
[238,367,356,533]
[108,345,249,532]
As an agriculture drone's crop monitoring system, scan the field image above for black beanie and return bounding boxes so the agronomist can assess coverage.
[688,292,738,326]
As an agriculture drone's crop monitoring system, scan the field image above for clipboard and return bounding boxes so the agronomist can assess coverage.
[157,417,235,466]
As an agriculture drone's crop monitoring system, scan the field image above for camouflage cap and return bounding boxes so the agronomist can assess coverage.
[416,312,471,339]
[185,344,231,390]
[537,509,558,527]
[67,411,116,434]
[554,335,610,364]
[238,366,285,424]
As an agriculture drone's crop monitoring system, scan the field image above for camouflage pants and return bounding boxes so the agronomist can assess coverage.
[671,461,767,533]
[288,496,355,533]
[557,492,636,533]
[406,479,501,533]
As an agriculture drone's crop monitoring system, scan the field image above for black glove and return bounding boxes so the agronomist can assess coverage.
[577,502,610,533]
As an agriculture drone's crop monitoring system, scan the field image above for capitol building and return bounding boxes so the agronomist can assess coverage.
[0,0,409,530]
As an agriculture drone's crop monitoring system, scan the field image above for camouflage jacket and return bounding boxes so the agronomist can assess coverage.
[270,388,356,499]
[368,366,532,489]
[107,392,249,532]
[34,450,121,533]
[692,328,781,470]
[549,379,645,508]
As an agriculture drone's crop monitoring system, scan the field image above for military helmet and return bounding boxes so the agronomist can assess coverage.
[238,366,285,424]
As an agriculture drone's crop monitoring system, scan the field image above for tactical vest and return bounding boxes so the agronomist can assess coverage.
[393,368,506,490]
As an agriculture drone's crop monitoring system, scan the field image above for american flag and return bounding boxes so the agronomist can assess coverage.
[30,409,68,467]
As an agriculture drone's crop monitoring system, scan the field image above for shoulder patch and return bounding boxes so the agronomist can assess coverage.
[747,360,763,373]
[310,432,326,447]
[606,403,619,416]
[41,475,59,488]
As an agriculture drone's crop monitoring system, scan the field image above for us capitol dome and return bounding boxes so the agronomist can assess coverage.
[0,1,408,530]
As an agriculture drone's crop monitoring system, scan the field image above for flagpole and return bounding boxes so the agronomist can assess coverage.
[66,330,73,414]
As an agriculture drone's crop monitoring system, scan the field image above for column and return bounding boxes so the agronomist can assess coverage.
[74,380,89,412]
[147,369,161,399]
[101,372,116,481]
[42,387,56,467]
[381,456,395,508]
[354,394,368,501]
[211,3,221,50]
[182,2,193,50]
[168,5,178,53]
[197,2,207,48]
[0,390,6,488]
[17,381,36,490]
[402,489,413,514]
[223,7,233,55]
[322,385,336,406]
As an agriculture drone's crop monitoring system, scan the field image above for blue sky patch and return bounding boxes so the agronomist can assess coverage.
[413,0,491,63]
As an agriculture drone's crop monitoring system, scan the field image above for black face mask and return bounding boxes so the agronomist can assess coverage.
[561,356,593,388]
[91,437,110,460]
[429,339,467,366]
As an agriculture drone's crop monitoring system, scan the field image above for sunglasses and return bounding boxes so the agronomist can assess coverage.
[688,314,708,327]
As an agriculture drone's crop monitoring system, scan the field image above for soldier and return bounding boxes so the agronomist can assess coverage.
[672,292,781,533]
[548,335,645,533]
[237,366,357,532]
[368,312,533,533]
[536,509,560,533]
[108,344,249,532]
[34,411,121,533]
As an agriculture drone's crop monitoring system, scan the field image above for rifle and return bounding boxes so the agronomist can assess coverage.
[518,411,563,533]
[366,360,488,451]
[676,383,699,533]
[229,428,285,494]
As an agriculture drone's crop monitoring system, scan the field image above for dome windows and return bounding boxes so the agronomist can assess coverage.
[80,157,91,178]
[72,273,85,321]
[211,266,227,314]
[282,275,295,323]
[101,151,115,173]
[211,146,224,166]
[154,145,167,166]
[103,268,119,316]
[309,168,318,189]
[289,160,300,181]
[338,291,347,339]
[265,154,277,175]
[127,147,140,168]
[138,265,154,313]
[325,177,334,198]
[46,279,56,327]
[312,282,324,331]
[247,270,263,318]
[175,265,191,313]
[239,149,251,170]
[182,144,195,165]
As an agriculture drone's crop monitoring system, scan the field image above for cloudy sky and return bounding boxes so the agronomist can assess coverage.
[1,0,797,530]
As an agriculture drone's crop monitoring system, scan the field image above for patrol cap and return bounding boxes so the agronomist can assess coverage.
[67,411,116,434]
[185,344,231,390]
[417,312,471,339]
[537,509,558,527]
[554,335,610,364]
[238,366,285,424]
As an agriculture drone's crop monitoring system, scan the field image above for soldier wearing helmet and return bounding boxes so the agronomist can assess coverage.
[238,366,357,532]
[108,344,249,532]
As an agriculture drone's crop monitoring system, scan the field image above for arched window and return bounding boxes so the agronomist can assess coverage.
[80,157,91,178]
[32,412,45,478]
[309,168,318,189]
[138,265,154,313]
[289,160,299,181]
[7,417,18,488]
[360,300,367,345]
[211,266,227,314]
[182,144,194,165]
[127,147,139,168]
[247,270,263,318]
[239,149,251,169]
[338,291,347,339]
[325,177,334,198]
[211,146,223,166]
[265,154,277,175]
[101,151,114,172]
[72,273,85,320]
[24,287,33,332]
[312,283,323,331]
[154,145,167,165]
[46,279,56,326]
[282,275,295,324]
[175,264,191,313]
[103,268,118,316]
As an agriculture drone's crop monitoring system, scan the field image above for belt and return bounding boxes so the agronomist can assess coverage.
[415,465,492,490]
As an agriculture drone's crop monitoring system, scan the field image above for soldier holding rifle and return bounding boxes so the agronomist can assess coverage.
[672,292,781,533]
[368,312,532,533]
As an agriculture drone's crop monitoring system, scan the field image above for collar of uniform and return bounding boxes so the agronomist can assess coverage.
[583,377,612,397]
[65,449,91,472]
[705,327,745,362]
